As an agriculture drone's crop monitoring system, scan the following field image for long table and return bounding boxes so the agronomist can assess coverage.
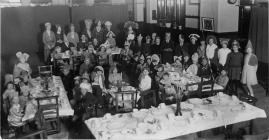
[22,76,74,121]
[85,93,266,140]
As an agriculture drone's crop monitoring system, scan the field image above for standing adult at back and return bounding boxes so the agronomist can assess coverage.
[42,22,56,63]
[161,32,174,64]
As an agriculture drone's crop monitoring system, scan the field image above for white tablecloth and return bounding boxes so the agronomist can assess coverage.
[22,76,74,121]
[85,93,266,140]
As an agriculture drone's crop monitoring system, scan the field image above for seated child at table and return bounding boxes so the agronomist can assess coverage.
[83,44,96,64]
[159,72,176,100]
[3,82,19,114]
[73,83,96,122]
[105,31,116,48]
[197,58,212,78]
[138,67,152,91]
[183,53,192,71]
[19,85,30,110]
[8,96,24,127]
[136,55,145,75]
[79,57,94,76]
[143,56,152,68]
[92,76,109,108]
[97,45,108,66]
[172,56,183,74]
[91,66,105,90]
[215,69,229,88]
[186,53,199,75]
[108,66,122,88]
[153,64,164,89]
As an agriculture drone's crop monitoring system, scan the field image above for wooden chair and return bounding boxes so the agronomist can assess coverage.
[38,65,53,77]
[184,82,202,100]
[140,89,157,109]
[36,95,60,135]
[114,90,137,113]
[200,76,224,98]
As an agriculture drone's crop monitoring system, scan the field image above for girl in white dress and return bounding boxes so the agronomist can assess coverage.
[241,40,258,96]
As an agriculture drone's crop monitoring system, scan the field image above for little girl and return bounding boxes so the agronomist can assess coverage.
[139,68,152,91]
[19,85,30,110]
[186,53,199,75]
[3,82,19,114]
[172,56,183,74]
[225,40,244,95]
[159,72,176,100]
[13,52,31,78]
[241,40,258,96]
[106,31,116,48]
[8,96,24,127]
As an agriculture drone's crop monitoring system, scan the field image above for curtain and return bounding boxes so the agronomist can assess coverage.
[248,5,268,63]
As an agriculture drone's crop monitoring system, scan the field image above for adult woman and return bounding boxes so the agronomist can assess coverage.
[108,66,122,88]
[241,40,258,96]
[42,22,56,62]
[66,24,79,47]
[55,24,65,46]
[92,20,105,44]
[83,19,93,42]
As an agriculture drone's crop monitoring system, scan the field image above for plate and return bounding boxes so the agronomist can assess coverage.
[188,98,203,104]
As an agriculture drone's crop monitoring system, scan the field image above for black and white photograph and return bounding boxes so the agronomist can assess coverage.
[0,0,268,139]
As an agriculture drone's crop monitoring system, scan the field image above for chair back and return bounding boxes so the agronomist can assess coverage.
[114,90,137,113]
[140,89,157,108]
[185,82,202,99]
[201,75,224,97]
[36,95,60,134]
[38,65,53,77]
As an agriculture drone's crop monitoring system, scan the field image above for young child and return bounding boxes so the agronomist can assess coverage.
[97,45,108,66]
[13,52,31,78]
[144,56,152,68]
[138,68,152,91]
[197,58,212,78]
[79,58,93,76]
[186,53,199,75]
[3,82,19,114]
[8,96,24,127]
[19,85,30,110]
[159,72,176,101]
[241,40,258,96]
[225,40,244,94]
[83,44,97,65]
[215,69,229,88]
[172,56,183,74]
[183,53,192,71]
[218,39,231,67]
[91,76,106,108]
[106,31,116,48]
[91,66,105,90]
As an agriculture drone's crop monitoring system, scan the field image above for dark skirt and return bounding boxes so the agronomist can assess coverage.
[228,67,242,80]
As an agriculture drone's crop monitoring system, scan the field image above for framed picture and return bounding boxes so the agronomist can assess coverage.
[189,0,199,4]
[201,17,214,32]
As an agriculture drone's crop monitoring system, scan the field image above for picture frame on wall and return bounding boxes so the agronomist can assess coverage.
[201,17,214,32]
[189,0,199,4]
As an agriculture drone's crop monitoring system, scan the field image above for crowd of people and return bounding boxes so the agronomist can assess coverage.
[2,19,259,134]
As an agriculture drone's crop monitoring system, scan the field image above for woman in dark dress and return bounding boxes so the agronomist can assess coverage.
[55,24,65,46]
[225,40,244,95]
[82,19,93,42]
[92,20,105,44]
[151,36,161,55]
[161,32,174,64]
